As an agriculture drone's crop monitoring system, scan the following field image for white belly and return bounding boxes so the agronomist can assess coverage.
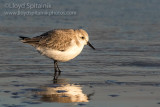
[37,45,84,62]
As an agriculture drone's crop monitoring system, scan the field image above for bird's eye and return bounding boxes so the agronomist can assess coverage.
[81,37,85,39]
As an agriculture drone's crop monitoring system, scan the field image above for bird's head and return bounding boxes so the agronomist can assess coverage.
[75,29,95,50]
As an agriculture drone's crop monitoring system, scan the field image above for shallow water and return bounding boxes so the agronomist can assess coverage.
[0,0,160,107]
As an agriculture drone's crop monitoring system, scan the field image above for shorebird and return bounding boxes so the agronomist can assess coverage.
[19,29,95,80]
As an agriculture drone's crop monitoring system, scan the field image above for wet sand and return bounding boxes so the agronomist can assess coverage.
[1,0,160,107]
[0,29,160,107]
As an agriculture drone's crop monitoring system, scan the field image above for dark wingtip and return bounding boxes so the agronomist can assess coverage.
[19,36,29,40]
[19,36,31,43]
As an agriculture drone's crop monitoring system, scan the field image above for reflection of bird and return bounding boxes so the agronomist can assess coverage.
[19,29,95,80]
[37,84,89,103]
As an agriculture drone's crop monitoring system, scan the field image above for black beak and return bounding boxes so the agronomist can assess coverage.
[87,42,95,50]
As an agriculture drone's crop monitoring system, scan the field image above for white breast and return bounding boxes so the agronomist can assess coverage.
[37,41,84,62]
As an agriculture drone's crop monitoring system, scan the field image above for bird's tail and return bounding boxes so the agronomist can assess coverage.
[19,36,31,43]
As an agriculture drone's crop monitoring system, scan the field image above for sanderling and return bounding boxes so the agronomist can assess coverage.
[19,29,95,80]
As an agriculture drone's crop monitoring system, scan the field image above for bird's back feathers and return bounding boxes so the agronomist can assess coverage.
[19,29,79,51]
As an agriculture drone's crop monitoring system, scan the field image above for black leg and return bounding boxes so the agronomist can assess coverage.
[53,60,58,80]
[55,62,61,75]
[53,60,61,80]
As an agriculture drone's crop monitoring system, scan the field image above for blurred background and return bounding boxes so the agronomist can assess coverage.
[0,0,160,107]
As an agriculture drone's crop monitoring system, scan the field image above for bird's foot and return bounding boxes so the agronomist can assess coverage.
[53,70,62,81]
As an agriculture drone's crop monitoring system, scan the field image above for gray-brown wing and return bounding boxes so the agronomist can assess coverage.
[31,29,75,51]
[21,30,55,46]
